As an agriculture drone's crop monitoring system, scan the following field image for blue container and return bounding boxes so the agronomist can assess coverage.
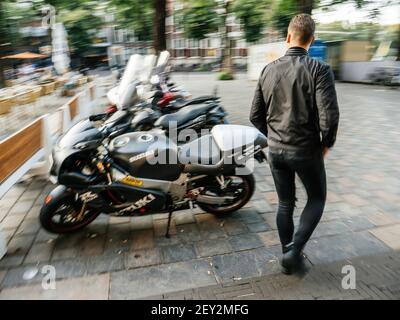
[309,39,327,62]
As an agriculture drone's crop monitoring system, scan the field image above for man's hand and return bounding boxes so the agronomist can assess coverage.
[323,147,329,157]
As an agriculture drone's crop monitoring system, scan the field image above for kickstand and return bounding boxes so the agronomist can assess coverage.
[165,209,174,238]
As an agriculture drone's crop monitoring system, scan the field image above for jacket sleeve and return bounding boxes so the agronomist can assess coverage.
[316,64,340,148]
[250,74,268,137]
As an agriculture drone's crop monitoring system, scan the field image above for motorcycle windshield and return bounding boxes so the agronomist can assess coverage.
[57,119,103,150]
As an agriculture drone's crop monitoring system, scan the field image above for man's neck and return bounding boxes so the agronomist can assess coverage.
[288,45,310,51]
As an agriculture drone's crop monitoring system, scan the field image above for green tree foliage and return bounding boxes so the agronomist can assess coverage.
[269,0,389,38]
[111,0,153,41]
[232,0,272,43]
[270,0,298,37]
[39,0,103,56]
[0,1,40,47]
[59,7,102,55]
[182,0,219,40]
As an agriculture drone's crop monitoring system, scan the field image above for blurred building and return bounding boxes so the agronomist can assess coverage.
[166,0,247,70]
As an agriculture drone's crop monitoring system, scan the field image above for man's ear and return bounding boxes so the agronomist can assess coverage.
[286,33,291,45]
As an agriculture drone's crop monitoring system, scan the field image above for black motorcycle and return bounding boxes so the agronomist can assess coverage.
[40,123,268,235]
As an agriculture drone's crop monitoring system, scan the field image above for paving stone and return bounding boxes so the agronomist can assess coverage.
[15,218,40,236]
[222,219,248,236]
[195,239,232,257]
[130,229,154,251]
[109,216,131,224]
[8,200,35,215]
[212,247,279,284]
[246,222,271,233]
[24,205,41,220]
[0,197,19,214]
[161,243,197,263]
[19,189,42,201]
[130,215,153,230]
[35,229,58,243]
[326,191,342,203]
[229,233,264,252]
[369,225,400,250]
[176,223,202,243]
[261,213,278,230]
[1,229,15,244]
[311,221,350,238]
[342,193,368,207]
[110,259,216,299]
[340,216,375,232]
[84,220,108,236]
[195,212,219,224]
[153,218,177,237]
[264,191,279,205]
[51,247,79,261]
[257,230,281,248]
[197,215,227,240]
[173,210,196,225]
[125,248,162,269]
[252,199,274,213]
[366,211,400,226]
[155,234,181,247]
[2,184,26,199]
[236,209,264,224]
[256,181,275,192]
[0,270,6,285]
[0,211,7,224]
[24,241,54,264]
[0,214,25,230]
[79,235,106,256]
[0,274,110,300]
[305,231,391,265]
[49,258,88,281]
[85,254,124,275]
[5,234,35,257]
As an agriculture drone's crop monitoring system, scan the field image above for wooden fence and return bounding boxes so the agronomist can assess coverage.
[0,82,102,198]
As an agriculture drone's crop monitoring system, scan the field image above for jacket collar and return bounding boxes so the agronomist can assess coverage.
[285,47,308,56]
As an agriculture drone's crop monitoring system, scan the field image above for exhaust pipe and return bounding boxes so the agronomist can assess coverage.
[196,194,234,205]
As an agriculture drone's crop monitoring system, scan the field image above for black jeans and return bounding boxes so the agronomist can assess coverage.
[268,147,327,253]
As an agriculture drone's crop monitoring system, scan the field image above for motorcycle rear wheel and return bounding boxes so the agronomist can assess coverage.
[197,174,255,216]
[40,193,100,234]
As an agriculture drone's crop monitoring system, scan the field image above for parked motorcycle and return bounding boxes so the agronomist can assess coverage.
[40,124,268,234]
[101,52,222,120]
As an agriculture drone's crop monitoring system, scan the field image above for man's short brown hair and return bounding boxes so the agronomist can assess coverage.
[288,13,315,45]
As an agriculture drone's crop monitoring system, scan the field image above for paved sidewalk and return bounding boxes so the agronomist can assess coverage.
[158,250,400,300]
[0,74,399,299]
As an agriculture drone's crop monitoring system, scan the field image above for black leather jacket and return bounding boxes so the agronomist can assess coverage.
[250,47,339,150]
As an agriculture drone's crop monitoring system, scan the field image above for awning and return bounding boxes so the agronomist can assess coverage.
[1,52,48,59]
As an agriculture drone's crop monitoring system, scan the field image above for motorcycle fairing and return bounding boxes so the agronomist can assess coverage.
[77,183,167,215]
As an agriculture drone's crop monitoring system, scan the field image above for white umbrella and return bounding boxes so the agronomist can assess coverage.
[52,22,70,75]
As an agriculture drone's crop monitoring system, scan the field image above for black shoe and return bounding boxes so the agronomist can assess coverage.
[281,248,306,275]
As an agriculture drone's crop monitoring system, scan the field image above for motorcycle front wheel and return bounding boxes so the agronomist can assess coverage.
[40,192,100,234]
[197,174,255,216]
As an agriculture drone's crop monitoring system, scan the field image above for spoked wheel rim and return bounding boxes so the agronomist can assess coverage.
[48,201,97,230]
[200,175,251,212]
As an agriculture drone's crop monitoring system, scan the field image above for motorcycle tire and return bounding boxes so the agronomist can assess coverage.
[197,174,255,216]
[40,191,100,234]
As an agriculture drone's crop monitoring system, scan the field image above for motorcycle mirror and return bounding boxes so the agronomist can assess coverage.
[150,75,160,85]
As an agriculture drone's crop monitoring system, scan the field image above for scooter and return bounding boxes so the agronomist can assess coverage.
[102,52,220,120]
[40,122,268,235]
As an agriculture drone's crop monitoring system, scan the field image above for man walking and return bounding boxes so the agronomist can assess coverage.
[250,14,339,274]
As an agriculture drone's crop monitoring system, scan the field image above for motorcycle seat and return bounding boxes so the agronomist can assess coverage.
[154,103,216,129]
[170,96,218,110]
[179,134,221,165]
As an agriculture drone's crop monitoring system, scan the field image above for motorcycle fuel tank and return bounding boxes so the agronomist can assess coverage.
[109,131,183,181]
